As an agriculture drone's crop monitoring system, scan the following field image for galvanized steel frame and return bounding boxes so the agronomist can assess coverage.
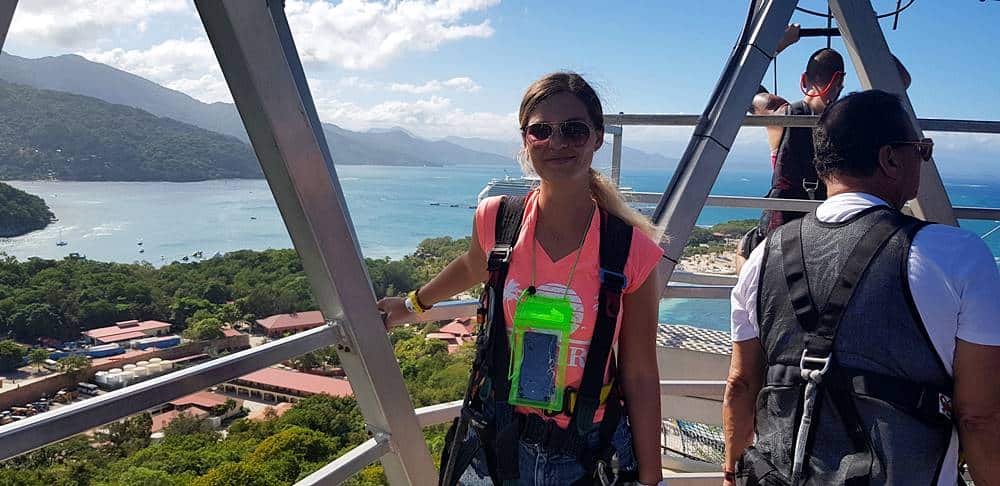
[193,1,435,484]
[0,1,14,51]
[607,114,1000,133]
[831,0,956,225]
[651,0,797,285]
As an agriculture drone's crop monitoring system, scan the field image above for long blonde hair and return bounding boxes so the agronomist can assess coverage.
[518,72,661,240]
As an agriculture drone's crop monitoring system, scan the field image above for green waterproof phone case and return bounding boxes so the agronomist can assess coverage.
[508,291,573,411]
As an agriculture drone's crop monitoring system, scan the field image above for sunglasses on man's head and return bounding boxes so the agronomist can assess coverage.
[889,137,934,161]
[522,120,594,147]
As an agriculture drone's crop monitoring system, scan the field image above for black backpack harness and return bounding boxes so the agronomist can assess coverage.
[738,209,955,485]
[439,195,638,486]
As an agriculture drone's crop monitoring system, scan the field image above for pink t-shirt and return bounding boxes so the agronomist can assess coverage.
[475,191,663,428]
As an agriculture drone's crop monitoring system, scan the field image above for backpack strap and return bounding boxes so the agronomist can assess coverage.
[570,209,632,436]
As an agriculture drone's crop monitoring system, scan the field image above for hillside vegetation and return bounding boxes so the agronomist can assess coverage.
[0,80,262,182]
[0,182,54,237]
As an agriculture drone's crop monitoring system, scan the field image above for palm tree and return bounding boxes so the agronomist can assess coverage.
[27,348,49,373]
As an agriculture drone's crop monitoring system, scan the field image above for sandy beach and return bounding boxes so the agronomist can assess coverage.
[677,248,738,275]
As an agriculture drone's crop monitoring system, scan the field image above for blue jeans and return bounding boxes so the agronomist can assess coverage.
[458,417,637,486]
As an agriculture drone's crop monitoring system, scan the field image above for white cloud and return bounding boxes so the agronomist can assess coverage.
[80,37,232,104]
[390,77,481,94]
[309,91,516,139]
[9,0,190,47]
[285,0,498,69]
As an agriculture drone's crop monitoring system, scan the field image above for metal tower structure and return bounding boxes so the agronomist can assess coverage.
[0,1,979,484]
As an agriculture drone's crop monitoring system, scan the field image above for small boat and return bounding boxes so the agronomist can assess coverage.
[56,230,67,247]
[250,216,257,220]
[429,202,441,206]
[449,204,460,208]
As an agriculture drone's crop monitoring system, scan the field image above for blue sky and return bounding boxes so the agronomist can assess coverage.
[4,0,999,167]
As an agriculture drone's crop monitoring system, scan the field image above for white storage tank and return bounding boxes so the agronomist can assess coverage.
[94,371,108,385]
[123,364,136,371]
[149,358,162,364]
[106,372,122,387]
[160,360,173,370]
[132,366,148,378]
[136,360,150,367]
[147,362,163,374]
[120,370,136,385]
[109,367,123,374]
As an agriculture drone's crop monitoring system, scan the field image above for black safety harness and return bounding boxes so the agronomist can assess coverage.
[738,210,955,485]
[439,195,637,486]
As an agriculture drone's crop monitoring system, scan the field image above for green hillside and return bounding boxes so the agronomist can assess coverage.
[0,182,54,237]
[0,80,262,181]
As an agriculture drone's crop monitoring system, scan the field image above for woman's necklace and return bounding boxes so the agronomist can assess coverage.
[529,204,595,298]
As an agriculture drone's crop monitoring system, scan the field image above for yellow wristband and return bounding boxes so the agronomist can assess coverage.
[406,290,425,314]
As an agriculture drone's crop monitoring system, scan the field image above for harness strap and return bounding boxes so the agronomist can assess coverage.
[570,210,632,436]
[488,195,527,483]
[780,208,914,485]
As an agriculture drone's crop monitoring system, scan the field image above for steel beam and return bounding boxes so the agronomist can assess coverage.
[194,1,436,484]
[296,436,392,486]
[651,0,796,283]
[0,0,16,52]
[604,114,1000,134]
[0,325,338,460]
[612,129,624,186]
[830,0,957,225]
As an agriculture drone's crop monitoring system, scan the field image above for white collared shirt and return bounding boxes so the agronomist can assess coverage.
[730,191,1000,486]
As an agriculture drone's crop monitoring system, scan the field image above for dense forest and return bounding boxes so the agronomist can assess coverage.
[0,182,54,237]
[0,80,262,182]
[0,236,470,342]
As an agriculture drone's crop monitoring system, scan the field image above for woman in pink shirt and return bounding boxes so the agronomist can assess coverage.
[379,72,664,486]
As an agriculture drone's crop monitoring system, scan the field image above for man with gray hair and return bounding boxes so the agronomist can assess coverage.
[722,90,1000,485]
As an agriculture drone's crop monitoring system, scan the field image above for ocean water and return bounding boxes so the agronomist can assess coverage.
[2,166,998,332]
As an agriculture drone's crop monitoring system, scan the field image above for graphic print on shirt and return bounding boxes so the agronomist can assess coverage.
[503,278,590,369]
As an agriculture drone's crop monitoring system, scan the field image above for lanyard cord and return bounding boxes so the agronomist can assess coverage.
[530,204,595,299]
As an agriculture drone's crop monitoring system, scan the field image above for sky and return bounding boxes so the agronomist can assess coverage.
[4,0,1000,168]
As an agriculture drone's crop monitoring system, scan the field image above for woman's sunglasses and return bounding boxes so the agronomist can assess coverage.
[889,137,934,161]
[521,121,594,147]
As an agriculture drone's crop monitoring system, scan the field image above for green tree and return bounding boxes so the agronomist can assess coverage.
[8,303,62,339]
[182,318,225,341]
[113,467,179,486]
[27,347,49,372]
[99,413,153,456]
[57,355,91,380]
[163,412,216,438]
[0,339,27,372]
[190,462,281,486]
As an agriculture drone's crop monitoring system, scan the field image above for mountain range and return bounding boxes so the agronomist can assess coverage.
[0,52,677,179]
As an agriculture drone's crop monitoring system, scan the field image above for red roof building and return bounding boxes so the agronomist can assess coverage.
[85,320,172,344]
[439,317,476,337]
[151,408,210,433]
[169,391,239,410]
[254,311,326,337]
[222,367,353,402]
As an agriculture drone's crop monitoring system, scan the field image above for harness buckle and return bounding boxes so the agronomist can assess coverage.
[599,268,628,292]
[487,245,513,271]
[802,179,820,200]
[595,459,618,486]
[799,350,831,383]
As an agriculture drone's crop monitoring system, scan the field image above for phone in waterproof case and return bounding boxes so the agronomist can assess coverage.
[508,291,573,411]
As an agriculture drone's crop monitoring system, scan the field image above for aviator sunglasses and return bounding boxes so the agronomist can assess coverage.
[889,137,934,161]
[521,120,594,147]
